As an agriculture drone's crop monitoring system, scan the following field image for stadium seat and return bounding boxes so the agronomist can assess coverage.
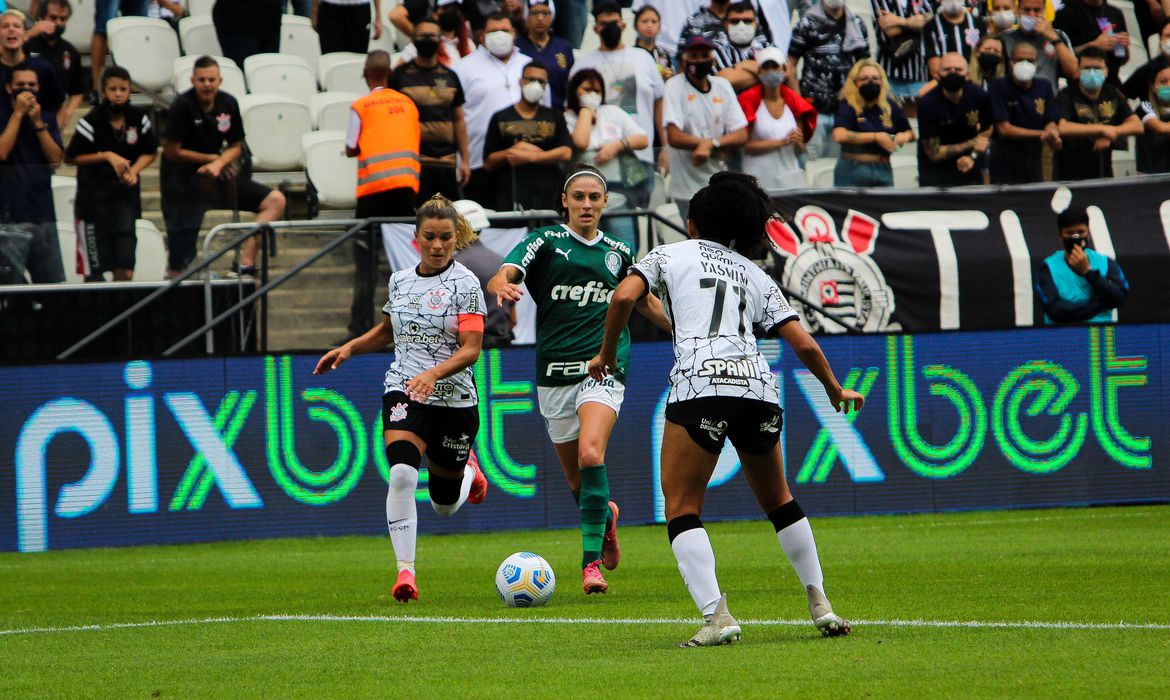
[638,171,668,258]
[654,202,687,246]
[1113,1,1146,83]
[243,53,317,103]
[280,14,322,76]
[891,154,919,188]
[178,15,223,57]
[1112,150,1137,177]
[107,17,182,92]
[51,175,76,223]
[238,94,313,171]
[56,223,82,283]
[188,0,216,16]
[172,55,246,97]
[134,220,168,282]
[319,52,367,93]
[309,91,359,130]
[805,158,837,188]
[62,0,95,53]
[303,130,357,211]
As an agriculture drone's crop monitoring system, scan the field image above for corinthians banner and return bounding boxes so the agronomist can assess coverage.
[768,175,1170,333]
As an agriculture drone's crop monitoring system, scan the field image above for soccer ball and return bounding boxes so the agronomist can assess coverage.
[495,552,556,607]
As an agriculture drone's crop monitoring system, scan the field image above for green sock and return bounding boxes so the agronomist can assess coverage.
[578,464,609,569]
[571,488,614,528]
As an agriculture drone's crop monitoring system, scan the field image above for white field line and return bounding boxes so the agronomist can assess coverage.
[1,614,1168,637]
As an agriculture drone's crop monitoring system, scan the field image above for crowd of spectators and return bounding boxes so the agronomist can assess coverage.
[1,0,1170,286]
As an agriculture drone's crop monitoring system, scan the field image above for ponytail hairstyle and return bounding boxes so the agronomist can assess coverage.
[416,193,478,250]
[689,172,773,259]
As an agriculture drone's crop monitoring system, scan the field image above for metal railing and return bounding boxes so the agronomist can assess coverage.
[56,207,861,360]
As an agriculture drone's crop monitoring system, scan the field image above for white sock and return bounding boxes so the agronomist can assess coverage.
[430,466,474,516]
[777,517,825,593]
[670,527,722,617]
[386,464,418,573]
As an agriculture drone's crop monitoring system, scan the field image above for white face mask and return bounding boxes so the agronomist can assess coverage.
[579,91,603,111]
[1162,39,1170,58]
[992,10,1016,29]
[941,0,965,14]
[823,0,845,10]
[1019,15,1037,32]
[521,80,546,103]
[485,30,514,57]
[727,22,755,46]
[1012,60,1036,82]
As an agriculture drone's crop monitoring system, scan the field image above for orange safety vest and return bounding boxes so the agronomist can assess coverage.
[352,88,421,198]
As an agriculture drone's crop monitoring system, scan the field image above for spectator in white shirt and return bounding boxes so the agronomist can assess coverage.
[662,34,748,219]
[632,0,705,63]
[564,67,649,247]
[452,10,532,207]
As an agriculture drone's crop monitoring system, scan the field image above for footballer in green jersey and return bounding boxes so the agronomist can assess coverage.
[489,164,670,595]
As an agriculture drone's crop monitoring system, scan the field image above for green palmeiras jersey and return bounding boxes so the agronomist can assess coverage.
[502,224,634,387]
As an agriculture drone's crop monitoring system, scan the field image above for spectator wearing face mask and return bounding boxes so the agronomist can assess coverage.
[831,59,915,187]
[985,0,1018,35]
[1000,0,1077,88]
[678,0,769,55]
[1055,0,1130,88]
[563,68,648,247]
[712,1,772,92]
[663,35,748,219]
[1135,64,1170,173]
[571,2,667,187]
[0,10,65,115]
[969,34,1006,87]
[1121,21,1170,100]
[24,0,83,132]
[395,0,476,67]
[632,4,674,80]
[0,62,64,284]
[64,66,158,282]
[516,0,573,110]
[916,52,992,186]
[453,11,532,207]
[871,0,932,113]
[1035,206,1127,325]
[736,46,813,192]
[313,0,382,55]
[391,18,471,202]
[925,0,983,79]
[632,0,702,64]
[988,39,1061,183]
[1055,46,1141,180]
[786,0,871,160]
[483,59,572,211]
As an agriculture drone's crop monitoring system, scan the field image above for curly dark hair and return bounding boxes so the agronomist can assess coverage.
[688,172,775,259]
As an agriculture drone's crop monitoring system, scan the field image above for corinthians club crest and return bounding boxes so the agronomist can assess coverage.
[767,206,899,334]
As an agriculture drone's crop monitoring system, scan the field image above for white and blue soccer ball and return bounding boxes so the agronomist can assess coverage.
[495,552,556,607]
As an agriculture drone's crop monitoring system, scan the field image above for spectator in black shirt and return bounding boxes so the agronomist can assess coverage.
[212,0,282,68]
[160,56,286,277]
[24,0,84,132]
[1121,21,1170,99]
[917,52,992,186]
[314,0,383,54]
[65,67,158,281]
[483,59,572,211]
[988,40,1061,183]
[831,59,914,186]
[0,10,65,114]
[1056,46,1142,180]
[1135,62,1170,173]
[390,17,471,202]
[0,62,64,284]
[1055,0,1131,88]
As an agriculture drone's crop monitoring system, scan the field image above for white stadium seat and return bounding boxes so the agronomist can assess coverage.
[107,17,181,92]
[303,131,358,210]
[178,15,223,57]
[172,56,247,98]
[654,203,687,246]
[891,154,919,188]
[63,0,96,53]
[309,91,359,130]
[318,52,368,93]
[805,158,837,188]
[238,94,313,171]
[134,220,168,282]
[243,53,317,103]
[51,175,76,223]
[188,0,217,16]
[280,14,322,76]
[57,223,82,283]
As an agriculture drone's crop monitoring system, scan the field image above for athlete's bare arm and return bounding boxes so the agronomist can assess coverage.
[487,266,525,307]
[313,314,395,375]
[589,274,645,381]
[634,293,672,333]
[775,321,864,413]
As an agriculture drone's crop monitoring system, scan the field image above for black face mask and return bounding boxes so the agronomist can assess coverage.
[11,87,35,102]
[858,82,881,101]
[977,53,1001,74]
[939,72,967,92]
[686,60,714,79]
[438,9,462,32]
[599,22,622,49]
[414,37,440,58]
[51,24,66,39]
[1063,236,1087,253]
[104,99,125,115]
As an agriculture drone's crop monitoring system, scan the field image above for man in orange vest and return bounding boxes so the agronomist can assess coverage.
[342,49,421,342]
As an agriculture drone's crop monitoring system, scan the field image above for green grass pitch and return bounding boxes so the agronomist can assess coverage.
[3,505,1168,698]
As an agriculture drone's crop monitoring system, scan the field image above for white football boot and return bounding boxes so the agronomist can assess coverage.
[679,593,742,648]
[807,584,851,637]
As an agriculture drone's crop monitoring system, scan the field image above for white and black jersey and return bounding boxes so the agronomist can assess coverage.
[631,239,798,405]
[925,12,983,61]
[381,261,486,408]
